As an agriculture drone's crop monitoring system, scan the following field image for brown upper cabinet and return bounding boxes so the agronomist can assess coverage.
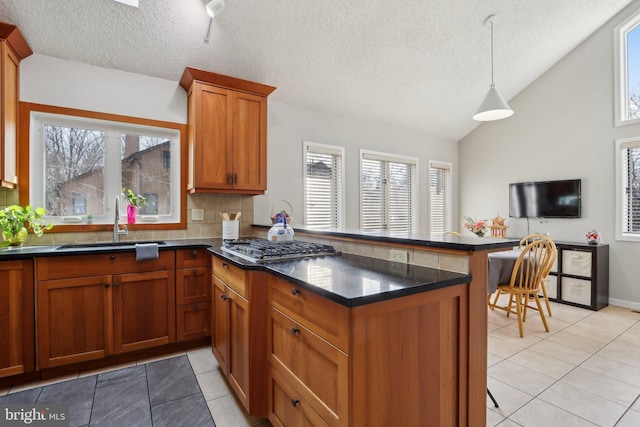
[180,68,276,194]
[0,23,32,189]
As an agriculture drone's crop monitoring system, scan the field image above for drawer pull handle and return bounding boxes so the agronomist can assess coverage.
[114,283,121,289]
[222,263,229,269]
[104,284,111,289]
[110,255,116,261]
[192,269,198,275]
[290,327,300,336]
[221,294,229,302]
[291,288,300,296]
[291,399,300,407]
[192,250,198,257]
[193,304,199,310]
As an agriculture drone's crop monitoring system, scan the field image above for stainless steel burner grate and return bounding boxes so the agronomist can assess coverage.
[221,238,337,262]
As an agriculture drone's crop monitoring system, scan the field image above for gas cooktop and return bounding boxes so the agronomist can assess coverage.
[221,238,338,263]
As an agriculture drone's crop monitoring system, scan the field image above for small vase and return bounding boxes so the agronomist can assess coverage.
[127,204,137,224]
[2,227,28,247]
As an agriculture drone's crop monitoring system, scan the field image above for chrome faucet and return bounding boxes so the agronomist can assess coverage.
[113,195,128,243]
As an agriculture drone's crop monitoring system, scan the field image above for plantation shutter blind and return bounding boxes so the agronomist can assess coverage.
[304,144,342,228]
[621,140,640,233]
[360,152,415,232]
[429,162,451,234]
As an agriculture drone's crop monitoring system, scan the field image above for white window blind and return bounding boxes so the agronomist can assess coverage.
[303,142,343,229]
[429,161,452,235]
[360,151,416,232]
[620,139,640,235]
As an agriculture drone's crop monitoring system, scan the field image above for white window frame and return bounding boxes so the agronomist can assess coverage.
[29,111,182,226]
[302,141,345,229]
[429,160,452,235]
[359,149,418,232]
[615,136,640,241]
[614,9,640,127]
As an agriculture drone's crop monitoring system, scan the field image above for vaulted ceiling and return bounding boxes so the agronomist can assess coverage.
[0,0,635,141]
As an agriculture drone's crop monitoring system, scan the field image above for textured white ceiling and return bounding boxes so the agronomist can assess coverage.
[0,0,634,141]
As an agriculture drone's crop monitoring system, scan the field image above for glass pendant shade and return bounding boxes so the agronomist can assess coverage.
[473,85,514,121]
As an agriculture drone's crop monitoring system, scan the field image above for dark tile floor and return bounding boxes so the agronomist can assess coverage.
[0,356,215,427]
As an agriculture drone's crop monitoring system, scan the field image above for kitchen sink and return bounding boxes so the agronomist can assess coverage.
[56,241,167,250]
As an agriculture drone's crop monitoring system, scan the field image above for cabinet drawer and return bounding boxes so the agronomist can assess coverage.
[176,248,210,268]
[544,275,557,299]
[36,251,175,280]
[269,367,330,427]
[177,302,211,341]
[269,308,347,427]
[561,250,592,277]
[177,266,211,304]
[561,277,592,306]
[269,276,349,352]
[212,256,246,297]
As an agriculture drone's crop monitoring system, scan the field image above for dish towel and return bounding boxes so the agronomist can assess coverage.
[135,243,159,261]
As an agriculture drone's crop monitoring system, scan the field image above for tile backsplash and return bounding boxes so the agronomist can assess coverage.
[0,188,254,245]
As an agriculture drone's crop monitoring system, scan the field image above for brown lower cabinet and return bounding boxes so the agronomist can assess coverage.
[36,252,176,369]
[211,255,268,417]
[176,249,212,341]
[267,273,478,427]
[0,259,34,378]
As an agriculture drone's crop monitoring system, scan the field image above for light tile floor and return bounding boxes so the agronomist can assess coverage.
[487,298,640,427]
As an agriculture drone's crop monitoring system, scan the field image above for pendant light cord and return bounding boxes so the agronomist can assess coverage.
[489,18,495,87]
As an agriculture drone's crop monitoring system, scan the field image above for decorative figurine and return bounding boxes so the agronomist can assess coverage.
[489,215,509,238]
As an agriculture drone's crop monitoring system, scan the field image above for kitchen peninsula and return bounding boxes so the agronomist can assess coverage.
[234,229,519,426]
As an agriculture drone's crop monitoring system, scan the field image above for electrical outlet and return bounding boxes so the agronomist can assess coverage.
[191,208,204,221]
[390,249,408,263]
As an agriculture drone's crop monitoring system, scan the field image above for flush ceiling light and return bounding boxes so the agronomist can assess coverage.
[473,15,514,122]
[205,0,225,18]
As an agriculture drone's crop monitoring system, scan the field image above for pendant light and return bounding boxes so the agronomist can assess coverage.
[473,15,513,121]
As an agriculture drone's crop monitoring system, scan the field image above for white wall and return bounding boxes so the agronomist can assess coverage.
[19,54,460,236]
[254,101,458,232]
[20,54,187,124]
[459,1,640,308]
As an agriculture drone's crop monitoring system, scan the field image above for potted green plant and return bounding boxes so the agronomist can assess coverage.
[122,188,147,224]
[0,205,53,247]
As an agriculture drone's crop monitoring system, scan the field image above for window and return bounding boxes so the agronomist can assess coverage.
[615,10,640,125]
[616,136,640,241]
[28,106,183,227]
[429,161,452,234]
[303,142,344,228]
[360,150,417,232]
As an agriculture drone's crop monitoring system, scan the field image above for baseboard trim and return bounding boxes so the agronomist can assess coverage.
[608,298,640,311]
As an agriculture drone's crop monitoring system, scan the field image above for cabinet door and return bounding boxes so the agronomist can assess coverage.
[231,92,267,192]
[227,285,250,406]
[269,368,330,427]
[0,260,34,378]
[177,266,210,304]
[0,42,20,187]
[177,302,211,341]
[37,275,113,369]
[212,276,230,371]
[113,270,176,353]
[193,83,233,190]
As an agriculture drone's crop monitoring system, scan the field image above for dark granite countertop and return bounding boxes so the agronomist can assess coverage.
[0,238,218,260]
[0,237,472,308]
[253,225,519,251]
[208,245,472,307]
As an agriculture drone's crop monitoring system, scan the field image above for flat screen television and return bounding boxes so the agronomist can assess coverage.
[509,179,582,218]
